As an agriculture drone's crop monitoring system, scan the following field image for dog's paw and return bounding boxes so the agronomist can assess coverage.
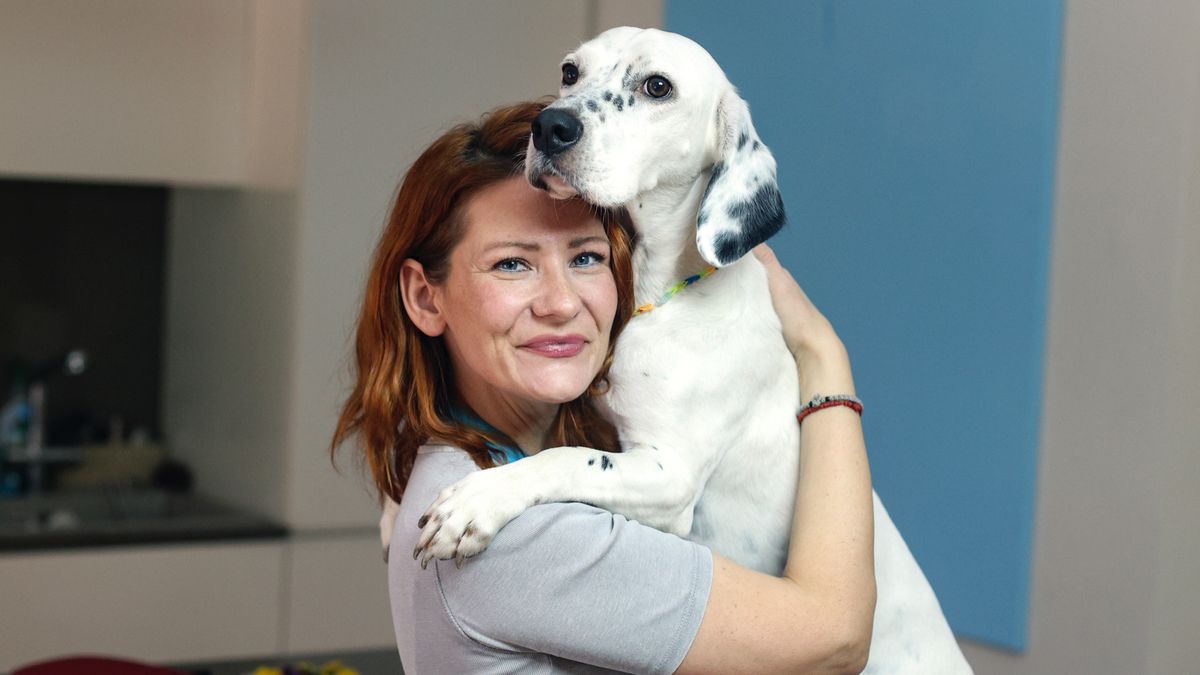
[412,469,533,569]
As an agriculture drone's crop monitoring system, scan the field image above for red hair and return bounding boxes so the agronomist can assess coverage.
[331,101,635,503]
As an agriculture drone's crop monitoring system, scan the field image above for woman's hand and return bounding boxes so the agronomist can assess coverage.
[752,244,854,401]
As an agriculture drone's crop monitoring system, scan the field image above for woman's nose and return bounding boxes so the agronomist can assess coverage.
[532,267,582,319]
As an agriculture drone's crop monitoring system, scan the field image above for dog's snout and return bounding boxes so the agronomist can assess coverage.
[532,109,583,156]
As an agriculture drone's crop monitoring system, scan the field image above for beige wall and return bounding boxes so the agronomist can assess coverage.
[959,1,1200,672]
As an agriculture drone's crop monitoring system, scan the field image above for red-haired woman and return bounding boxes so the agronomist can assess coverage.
[332,101,874,674]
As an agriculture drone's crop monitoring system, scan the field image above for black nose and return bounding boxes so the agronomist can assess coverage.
[531,108,583,156]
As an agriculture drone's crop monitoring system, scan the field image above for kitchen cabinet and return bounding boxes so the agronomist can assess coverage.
[0,1,303,188]
[0,531,393,671]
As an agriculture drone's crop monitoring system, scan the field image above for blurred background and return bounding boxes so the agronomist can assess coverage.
[1,1,1196,673]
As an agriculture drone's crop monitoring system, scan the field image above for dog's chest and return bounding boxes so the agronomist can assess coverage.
[600,260,801,573]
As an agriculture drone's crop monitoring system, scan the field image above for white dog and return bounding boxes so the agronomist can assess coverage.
[400,27,971,673]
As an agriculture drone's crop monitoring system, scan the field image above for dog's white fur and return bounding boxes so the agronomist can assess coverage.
[397,27,971,673]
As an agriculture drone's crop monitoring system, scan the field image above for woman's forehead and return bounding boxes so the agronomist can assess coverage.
[461,178,605,246]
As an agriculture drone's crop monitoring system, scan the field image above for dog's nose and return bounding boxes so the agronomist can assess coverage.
[532,109,583,156]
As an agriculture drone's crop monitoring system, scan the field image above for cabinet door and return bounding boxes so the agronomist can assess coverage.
[0,542,283,670]
[283,531,395,654]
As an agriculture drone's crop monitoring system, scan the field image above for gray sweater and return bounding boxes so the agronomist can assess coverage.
[388,444,713,674]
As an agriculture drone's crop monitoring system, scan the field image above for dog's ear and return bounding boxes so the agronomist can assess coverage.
[696,91,786,267]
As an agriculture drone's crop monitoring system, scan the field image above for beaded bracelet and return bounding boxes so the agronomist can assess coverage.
[796,393,864,424]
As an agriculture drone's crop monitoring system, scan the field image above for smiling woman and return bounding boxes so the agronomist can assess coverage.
[330,100,635,507]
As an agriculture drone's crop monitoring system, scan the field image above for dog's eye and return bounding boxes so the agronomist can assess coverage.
[642,75,672,99]
[561,63,580,86]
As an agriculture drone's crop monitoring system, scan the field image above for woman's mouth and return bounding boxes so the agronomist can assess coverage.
[520,335,587,358]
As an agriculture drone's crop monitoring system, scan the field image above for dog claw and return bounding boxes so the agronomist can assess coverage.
[412,545,421,561]
[455,553,465,569]
[417,514,429,528]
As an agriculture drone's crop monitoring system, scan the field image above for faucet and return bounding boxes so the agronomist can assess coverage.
[11,350,88,495]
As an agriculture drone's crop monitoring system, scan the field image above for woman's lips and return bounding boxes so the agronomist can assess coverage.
[520,335,587,358]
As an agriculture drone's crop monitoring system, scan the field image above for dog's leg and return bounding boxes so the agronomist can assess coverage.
[380,496,402,562]
[412,443,699,567]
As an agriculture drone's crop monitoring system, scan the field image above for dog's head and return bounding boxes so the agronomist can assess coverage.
[526,27,785,267]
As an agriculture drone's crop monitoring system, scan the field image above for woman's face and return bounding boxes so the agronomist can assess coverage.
[426,176,617,411]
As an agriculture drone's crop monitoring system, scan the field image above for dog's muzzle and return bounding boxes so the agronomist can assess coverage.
[532,108,583,156]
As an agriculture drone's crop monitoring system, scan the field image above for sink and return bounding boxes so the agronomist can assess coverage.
[0,488,287,550]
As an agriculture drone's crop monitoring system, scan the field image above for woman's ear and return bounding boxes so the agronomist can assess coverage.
[399,259,446,337]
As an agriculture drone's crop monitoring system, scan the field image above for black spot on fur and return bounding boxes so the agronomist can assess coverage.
[586,99,599,112]
[753,140,761,150]
[737,132,749,151]
[600,455,613,471]
[612,96,624,112]
[715,183,786,264]
[656,462,663,470]
[627,95,635,107]
[588,457,596,466]
[599,113,606,123]
[602,90,613,101]
[642,371,649,377]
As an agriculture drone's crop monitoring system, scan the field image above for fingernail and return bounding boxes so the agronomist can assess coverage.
[417,515,429,528]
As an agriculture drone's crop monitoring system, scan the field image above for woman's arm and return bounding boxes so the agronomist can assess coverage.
[676,245,876,675]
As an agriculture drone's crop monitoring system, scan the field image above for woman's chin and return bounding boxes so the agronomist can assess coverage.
[523,372,595,405]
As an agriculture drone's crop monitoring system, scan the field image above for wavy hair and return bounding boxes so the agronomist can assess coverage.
[331,100,635,503]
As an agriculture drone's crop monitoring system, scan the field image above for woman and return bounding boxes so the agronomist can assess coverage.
[332,101,875,674]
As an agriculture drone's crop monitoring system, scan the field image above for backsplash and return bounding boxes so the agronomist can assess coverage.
[0,178,167,446]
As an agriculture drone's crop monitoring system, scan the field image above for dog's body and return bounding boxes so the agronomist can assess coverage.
[409,27,971,673]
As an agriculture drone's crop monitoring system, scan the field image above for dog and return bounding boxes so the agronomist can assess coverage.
[402,27,972,673]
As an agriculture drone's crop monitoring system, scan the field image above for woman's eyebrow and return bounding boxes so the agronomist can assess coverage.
[569,235,609,248]
[482,241,539,253]
[481,236,607,253]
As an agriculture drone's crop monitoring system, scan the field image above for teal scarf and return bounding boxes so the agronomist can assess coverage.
[447,405,527,465]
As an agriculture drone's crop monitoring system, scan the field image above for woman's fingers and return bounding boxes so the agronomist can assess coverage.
[752,244,839,355]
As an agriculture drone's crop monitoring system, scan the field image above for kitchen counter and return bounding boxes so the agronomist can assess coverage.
[0,489,287,552]
[172,647,402,675]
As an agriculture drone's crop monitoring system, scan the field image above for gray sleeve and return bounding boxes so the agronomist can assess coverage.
[432,502,713,675]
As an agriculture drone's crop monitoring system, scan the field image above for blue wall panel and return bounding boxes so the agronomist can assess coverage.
[666,0,1062,650]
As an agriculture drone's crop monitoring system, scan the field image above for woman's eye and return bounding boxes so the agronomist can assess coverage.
[571,251,607,267]
[494,258,530,273]
[561,63,580,86]
[642,75,672,99]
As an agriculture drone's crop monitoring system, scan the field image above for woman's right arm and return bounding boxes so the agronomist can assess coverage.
[676,245,876,675]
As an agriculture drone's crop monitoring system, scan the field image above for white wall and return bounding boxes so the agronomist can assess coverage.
[165,188,300,523]
[959,1,1200,672]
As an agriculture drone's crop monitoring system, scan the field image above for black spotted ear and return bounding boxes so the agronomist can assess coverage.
[696,92,786,267]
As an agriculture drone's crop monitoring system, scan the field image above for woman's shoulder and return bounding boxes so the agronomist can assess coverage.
[401,443,477,513]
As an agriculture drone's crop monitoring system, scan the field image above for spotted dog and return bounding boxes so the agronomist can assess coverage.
[403,27,972,673]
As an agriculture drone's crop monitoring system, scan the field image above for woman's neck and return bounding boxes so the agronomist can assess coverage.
[457,388,557,456]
